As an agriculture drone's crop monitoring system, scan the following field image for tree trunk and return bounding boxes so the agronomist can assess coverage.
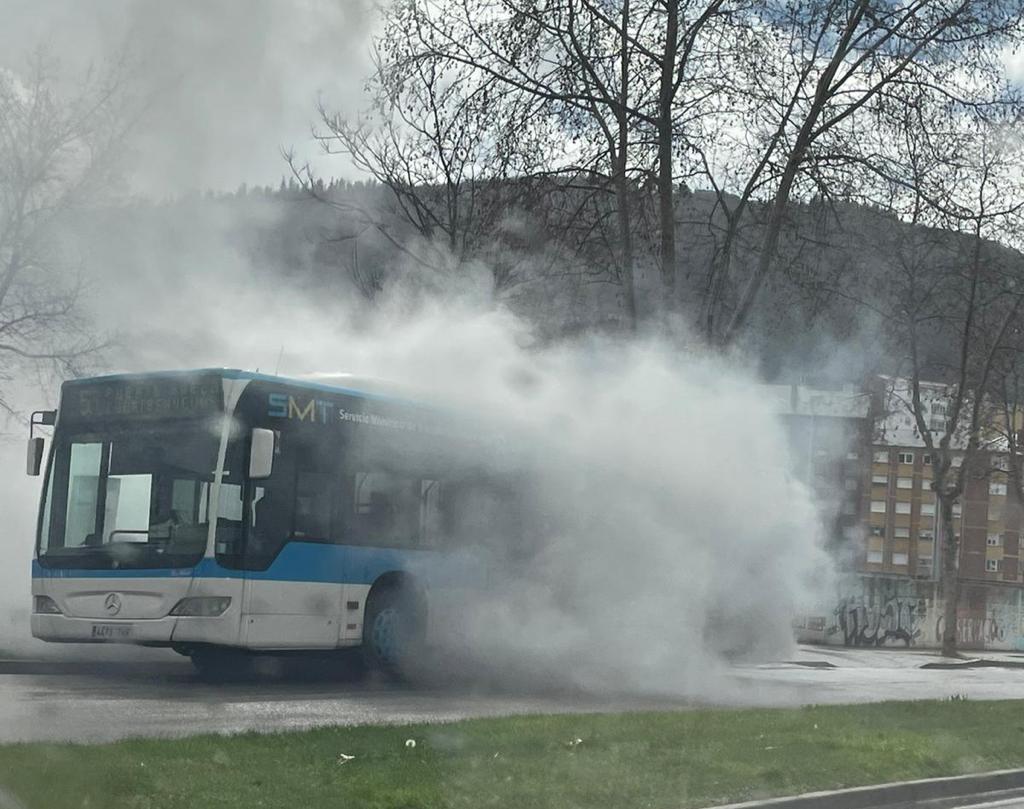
[939,495,960,657]
[616,0,637,331]
[656,0,679,295]
[722,154,800,345]
[615,160,637,331]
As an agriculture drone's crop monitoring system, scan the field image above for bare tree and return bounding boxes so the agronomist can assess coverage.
[364,0,745,327]
[874,124,1024,656]
[0,53,131,412]
[292,31,549,296]
[698,0,1023,346]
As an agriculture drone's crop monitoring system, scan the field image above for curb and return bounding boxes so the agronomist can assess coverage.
[920,658,1024,670]
[0,786,29,809]
[704,767,1024,809]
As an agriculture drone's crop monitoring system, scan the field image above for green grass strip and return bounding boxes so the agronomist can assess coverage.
[3,700,1024,809]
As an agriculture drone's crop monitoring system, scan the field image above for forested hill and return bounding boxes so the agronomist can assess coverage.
[70,178,1021,386]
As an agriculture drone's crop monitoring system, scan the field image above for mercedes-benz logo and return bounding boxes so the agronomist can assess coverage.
[103,593,122,616]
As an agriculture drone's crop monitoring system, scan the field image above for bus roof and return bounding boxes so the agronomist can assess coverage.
[63,368,421,405]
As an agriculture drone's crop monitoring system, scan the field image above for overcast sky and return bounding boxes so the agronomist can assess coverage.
[0,0,372,195]
[1,1,1022,197]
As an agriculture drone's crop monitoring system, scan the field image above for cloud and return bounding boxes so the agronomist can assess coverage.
[0,0,372,193]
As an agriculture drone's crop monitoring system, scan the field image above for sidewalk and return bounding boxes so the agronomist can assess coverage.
[789,643,1024,670]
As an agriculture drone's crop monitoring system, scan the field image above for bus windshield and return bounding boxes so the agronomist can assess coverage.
[37,419,223,570]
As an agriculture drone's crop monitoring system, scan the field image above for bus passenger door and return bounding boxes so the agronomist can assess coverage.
[240,471,343,650]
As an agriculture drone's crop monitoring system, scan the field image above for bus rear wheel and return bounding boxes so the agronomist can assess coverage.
[362,586,423,675]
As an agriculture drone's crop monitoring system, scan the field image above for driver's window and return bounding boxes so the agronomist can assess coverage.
[64,442,102,547]
[103,473,152,542]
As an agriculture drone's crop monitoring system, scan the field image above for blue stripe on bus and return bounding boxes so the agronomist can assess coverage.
[32,542,475,586]
[31,560,202,579]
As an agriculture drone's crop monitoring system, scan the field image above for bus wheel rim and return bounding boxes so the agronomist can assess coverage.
[372,606,401,664]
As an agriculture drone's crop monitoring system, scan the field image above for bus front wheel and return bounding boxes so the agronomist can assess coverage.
[362,586,423,674]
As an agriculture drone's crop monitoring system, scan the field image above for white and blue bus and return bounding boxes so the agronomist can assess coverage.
[27,369,519,675]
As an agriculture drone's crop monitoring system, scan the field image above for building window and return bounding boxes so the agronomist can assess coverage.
[953,503,962,516]
[921,503,935,516]
[918,556,933,571]
[844,478,859,491]
[867,550,884,564]
[871,500,886,513]
[990,482,1008,496]
[929,418,947,432]
[894,527,910,538]
[846,451,860,461]
[919,530,934,541]
[842,500,857,516]
[872,474,888,485]
[873,450,889,463]
[897,477,913,489]
[987,533,1003,547]
[895,502,912,514]
[870,526,884,536]
[951,455,964,467]
[898,452,914,465]
[892,552,909,566]
[986,559,1000,573]
[923,454,932,465]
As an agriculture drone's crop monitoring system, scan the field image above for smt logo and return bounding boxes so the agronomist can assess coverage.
[267,393,334,424]
[103,593,123,615]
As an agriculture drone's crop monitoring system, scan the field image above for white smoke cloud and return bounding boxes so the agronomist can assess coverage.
[0,2,836,692]
[0,428,46,655]
[0,0,371,194]
[0,204,836,690]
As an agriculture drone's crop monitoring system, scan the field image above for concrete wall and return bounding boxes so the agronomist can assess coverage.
[797,575,1024,651]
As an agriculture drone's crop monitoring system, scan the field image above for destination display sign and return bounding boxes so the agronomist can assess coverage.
[60,376,224,423]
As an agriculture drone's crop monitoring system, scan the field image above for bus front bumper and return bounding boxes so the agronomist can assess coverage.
[31,614,240,646]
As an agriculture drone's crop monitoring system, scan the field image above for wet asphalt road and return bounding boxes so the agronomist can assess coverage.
[2,645,1024,743]
[0,653,693,743]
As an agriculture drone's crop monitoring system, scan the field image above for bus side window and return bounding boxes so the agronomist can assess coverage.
[420,479,444,547]
[349,471,422,548]
[443,479,518,552]
[293,471,332,540]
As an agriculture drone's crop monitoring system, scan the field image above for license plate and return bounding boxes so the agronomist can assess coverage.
[91,623,133,639]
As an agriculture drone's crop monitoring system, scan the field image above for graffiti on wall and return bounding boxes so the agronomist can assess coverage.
[833,596,925,647]
[813,577,1024,650]
[934,612,1006,647]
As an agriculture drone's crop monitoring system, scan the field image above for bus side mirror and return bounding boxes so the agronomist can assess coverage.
[26,437,45,476]
[248,428,275,480]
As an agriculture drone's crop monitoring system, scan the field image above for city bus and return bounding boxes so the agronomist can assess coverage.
[27,368,518,676]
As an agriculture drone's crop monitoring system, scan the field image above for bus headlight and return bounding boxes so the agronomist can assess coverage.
[33,595,62,615]
[169,597,232,617]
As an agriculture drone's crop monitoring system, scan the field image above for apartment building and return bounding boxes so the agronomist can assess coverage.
[771,377,1024,590]
[860,377,1023,587]
[863,451,1022,580]
[768,382,872,553]
[788,375,1024,650]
